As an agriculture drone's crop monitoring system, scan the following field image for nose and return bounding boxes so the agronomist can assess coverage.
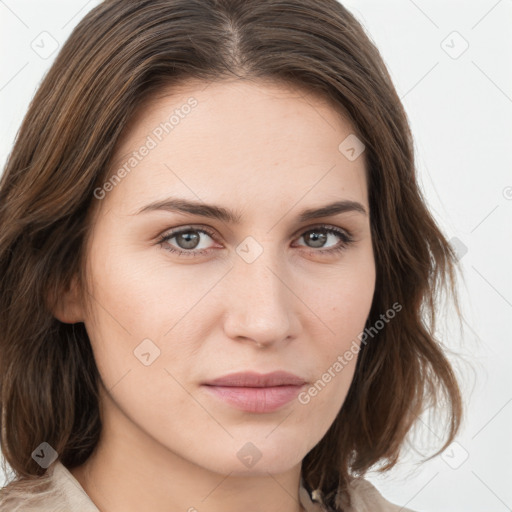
[222,253,299,349]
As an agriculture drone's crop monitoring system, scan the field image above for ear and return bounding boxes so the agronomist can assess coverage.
[49,274,85,324]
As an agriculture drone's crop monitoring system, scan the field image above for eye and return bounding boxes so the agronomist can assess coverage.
[157,226,218,258]
[157,224,354,258]
[292,224,355,255]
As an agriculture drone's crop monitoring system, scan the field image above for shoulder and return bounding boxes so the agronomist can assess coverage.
[0,461,99,512]
[0,473,61,512]
[303,475,418,512]
[344,477,417,512]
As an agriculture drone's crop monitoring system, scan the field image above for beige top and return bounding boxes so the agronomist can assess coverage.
[1,460,416,512]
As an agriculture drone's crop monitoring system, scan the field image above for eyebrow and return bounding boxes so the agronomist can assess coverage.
[133,197,367,223]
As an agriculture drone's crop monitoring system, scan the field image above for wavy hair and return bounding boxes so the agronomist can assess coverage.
[0,0,463,509]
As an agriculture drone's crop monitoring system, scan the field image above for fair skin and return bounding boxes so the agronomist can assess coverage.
[54,78,375,512]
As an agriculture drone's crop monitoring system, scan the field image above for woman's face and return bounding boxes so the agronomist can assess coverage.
[75,79,375,476]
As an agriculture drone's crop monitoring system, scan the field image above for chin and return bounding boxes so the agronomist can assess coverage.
[196,437,308,477]
[213,456,302,477]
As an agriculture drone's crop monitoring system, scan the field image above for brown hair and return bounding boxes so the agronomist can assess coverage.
[0,0,463,509]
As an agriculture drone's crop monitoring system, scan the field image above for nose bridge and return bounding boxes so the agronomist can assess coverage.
[223,240,296,344]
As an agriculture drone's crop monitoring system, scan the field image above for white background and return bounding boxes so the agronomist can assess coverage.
[1,1,511,511]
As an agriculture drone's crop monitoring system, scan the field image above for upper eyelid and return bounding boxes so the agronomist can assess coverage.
[159,223,353,244]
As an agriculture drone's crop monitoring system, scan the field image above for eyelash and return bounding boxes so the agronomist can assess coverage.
[157,224,355,258]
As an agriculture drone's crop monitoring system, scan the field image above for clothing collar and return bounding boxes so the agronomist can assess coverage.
[52,461,329,511]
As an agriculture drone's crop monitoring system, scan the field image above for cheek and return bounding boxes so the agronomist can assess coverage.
[85,242,206,338]
[82,244,217,395]
[304,257,375,345]
[298,256,374,412]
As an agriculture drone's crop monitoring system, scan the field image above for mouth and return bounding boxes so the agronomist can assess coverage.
[201,371,307,413]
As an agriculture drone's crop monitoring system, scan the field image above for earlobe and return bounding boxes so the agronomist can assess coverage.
[49,275,85,324]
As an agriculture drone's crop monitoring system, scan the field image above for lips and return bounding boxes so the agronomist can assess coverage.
[201,371,307,413]
[203,371,307,387]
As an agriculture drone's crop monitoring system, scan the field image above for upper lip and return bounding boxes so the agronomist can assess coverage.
[202,371,307,387]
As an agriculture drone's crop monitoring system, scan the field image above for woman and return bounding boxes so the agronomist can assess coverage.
[0,1,463,510]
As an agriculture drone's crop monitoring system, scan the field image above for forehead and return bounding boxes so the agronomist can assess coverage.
[100,79,368,218]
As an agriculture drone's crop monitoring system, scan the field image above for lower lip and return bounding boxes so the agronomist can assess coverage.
[202,384,305,413]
